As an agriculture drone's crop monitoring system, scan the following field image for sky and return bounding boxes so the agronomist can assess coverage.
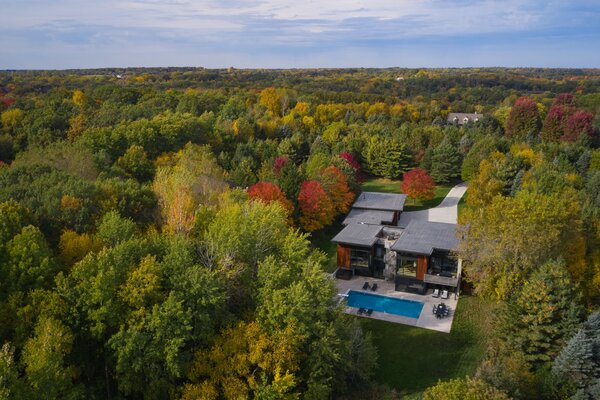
[1,0,599,69]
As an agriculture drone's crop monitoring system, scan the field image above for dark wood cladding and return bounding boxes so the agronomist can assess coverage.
[416,255,428,281]
[337,244,351,269]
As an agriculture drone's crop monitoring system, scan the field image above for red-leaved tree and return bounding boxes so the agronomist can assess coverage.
[541,105,570,142]
[318,166,354,215]
[401,168,436,202]
[272,156,289,176]
[506,96,541,138]
[339,151,363,183]
[562,110,595,142]
[298,180,334,231]
[247,181,294,217]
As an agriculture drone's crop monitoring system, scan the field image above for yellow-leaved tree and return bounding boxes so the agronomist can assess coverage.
[153,143,227,234]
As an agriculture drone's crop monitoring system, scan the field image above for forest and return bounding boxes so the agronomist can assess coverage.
[0,67,599,399]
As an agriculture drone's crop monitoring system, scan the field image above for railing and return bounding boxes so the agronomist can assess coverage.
[423,273,459,287]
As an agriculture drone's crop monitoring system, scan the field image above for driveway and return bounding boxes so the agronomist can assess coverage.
[398,182,468,227]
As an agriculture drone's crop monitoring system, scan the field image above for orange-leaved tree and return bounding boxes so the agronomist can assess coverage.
[298,180,334,231]
[317,166,354,215]
[402,168,436,203]
[247,181,294,217]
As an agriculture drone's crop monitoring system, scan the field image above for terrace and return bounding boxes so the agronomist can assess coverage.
[336,276,458,333]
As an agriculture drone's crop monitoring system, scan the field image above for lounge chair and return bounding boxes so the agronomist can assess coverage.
[432,289,440,298]
[357,308,366,315]
[362,282,370,290]
[366,309,373,316]
[371,283,378,292]
[441,290,449,299]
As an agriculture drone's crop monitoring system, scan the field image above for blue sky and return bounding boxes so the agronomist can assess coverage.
[1,0,599,69]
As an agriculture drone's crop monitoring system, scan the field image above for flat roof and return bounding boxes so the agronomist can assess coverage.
[351,192,407,212]
[343,208,395,225]
[331,223,383,247]
[391,220,458,255]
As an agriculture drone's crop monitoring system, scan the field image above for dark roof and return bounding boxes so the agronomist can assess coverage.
[351,192,406,212]
[343,209,395,225]
[391,220,458,255]
[331,223,383,247]
[447,112,481,125]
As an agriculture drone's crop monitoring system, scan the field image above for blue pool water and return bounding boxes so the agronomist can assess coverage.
[346,290,424,319]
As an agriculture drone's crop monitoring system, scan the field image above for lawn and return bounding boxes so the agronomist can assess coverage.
[360,295,495,397]
[360,177,452,212]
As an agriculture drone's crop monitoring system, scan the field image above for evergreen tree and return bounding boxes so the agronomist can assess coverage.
[362,136,410,179]
[430,142,461,184]
[497,259,584,365]
[553,312,600,398]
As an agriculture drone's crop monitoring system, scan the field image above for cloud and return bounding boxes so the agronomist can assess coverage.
[0,0,599,68]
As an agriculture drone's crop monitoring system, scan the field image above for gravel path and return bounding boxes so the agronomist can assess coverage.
[398,182,468,227]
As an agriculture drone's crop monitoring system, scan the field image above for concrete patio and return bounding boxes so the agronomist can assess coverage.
[336,276,458,333]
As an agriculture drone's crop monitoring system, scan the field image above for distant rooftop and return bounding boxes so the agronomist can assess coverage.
[343,209,396,225]
[331,223,383,247]
[447,112,481,125]
[352,192,407,212]
[391,220,458,255]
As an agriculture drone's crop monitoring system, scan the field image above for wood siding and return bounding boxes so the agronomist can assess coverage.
[337,244,351,269]
[416,255,428,281]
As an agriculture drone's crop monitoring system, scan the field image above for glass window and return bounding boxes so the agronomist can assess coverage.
[397,255,417,277]
[351,249,370,268]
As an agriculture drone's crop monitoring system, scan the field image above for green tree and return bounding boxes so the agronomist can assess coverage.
[430,142,461,184]
[22,317,77,400]
[96,210,137,247]
[362,136,410,179]
[4,225,58,296]
[205,200,289,267]
[115,145,154,182]
[553,312,600,398]
[423,377,510,400]
[496,260,583,364]
[0,343,22,400]
[459,190,586,298]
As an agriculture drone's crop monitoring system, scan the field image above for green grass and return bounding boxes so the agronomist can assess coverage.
[360,177,403,193]
[360,295,495,397]
[360,177,452,212]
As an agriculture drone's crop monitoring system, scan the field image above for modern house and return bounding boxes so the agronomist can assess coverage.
[446,112,481,125]
[343,192,406,226]
[332,192,462,297]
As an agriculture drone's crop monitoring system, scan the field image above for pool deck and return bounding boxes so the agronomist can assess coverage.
[336,277,458,333]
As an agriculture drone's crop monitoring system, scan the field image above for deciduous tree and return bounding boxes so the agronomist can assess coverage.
[247,181,294,217]
[506,96,541,138]
[297,180,334,231]
[402,168,436,202]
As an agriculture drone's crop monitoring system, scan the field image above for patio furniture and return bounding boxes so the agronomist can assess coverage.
[441,289,449,299]
[371,283,378,292]
[432,289,440,298]
[357,308,366,315]
[365,309,373,316]
[362,282,370,290]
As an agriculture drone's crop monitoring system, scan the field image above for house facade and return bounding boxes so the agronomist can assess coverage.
[446,112,481,125]
[332,193,462,296]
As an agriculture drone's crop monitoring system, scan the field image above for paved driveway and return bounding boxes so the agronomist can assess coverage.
[398,182,468,227]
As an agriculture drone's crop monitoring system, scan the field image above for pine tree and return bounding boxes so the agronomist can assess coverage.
[497,259,584,365]
[553,312,600,396]
[430,142,461,184]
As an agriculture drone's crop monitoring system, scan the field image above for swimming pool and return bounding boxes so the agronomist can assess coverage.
[346,290,424,319]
